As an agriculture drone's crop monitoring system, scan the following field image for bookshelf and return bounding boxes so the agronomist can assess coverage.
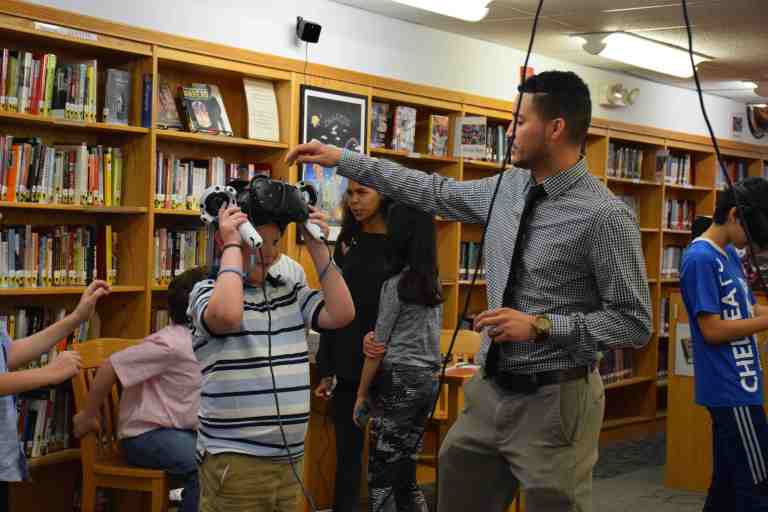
[0,1,767,510]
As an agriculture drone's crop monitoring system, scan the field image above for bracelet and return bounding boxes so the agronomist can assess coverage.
[318,261,337,282]
[221,243,243,253]
[217,267,246,279]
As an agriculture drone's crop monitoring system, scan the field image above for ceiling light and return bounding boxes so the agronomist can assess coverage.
[391,0,491,22]
[743,81,758,89]
[572,31,712,79]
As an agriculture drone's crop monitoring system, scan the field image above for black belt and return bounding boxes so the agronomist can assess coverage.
[488,365,591,394]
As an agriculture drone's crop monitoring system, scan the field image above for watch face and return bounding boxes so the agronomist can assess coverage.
[535,316,551,332]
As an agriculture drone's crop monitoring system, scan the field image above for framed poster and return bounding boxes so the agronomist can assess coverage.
[299,86,368,242]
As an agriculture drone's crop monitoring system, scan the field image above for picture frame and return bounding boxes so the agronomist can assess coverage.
[732,112,745,138]
[299,85,368,242]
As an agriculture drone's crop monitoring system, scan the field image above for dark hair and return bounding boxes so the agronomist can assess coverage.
[387,203,443,307]
[168,266,210,325]
[714,177,768,247]
[714,177,768,224]
[518,70,592,146]
[337,186,393,244]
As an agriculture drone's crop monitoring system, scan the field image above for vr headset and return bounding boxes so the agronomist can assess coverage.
[199,175,324,248]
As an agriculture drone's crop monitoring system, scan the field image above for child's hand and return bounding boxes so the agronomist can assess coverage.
[363,332,387,360]
[73,411,101,438]
[314,376,335,400]
[73,280,112,323]
[218,205,249,245]
[352,396,369,428]
[45,351,82,384]
[301,207,330,244]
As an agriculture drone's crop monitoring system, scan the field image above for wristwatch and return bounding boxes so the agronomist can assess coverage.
[532,314,552,342]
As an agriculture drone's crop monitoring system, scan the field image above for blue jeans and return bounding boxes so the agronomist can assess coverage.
[705,406,768,512]
[121,428,198,512]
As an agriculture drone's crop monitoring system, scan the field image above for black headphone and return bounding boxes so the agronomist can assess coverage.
[733,182,768,249]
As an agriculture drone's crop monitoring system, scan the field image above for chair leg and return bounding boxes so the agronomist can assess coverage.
[81,475,97,512]
[150,478,169,512]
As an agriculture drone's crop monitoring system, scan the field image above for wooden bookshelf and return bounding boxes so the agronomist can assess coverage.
[1,2,767,510]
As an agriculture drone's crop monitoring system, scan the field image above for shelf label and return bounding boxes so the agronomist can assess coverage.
[34,22,98,41]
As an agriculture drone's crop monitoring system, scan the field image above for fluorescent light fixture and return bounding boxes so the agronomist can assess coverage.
[391,0,491,22]
[744,81,759,89]
[572,31,712,78]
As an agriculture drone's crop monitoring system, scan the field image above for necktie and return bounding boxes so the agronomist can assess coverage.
[484,183,548,377]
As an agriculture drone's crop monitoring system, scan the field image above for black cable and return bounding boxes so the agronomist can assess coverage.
[370,2,545,511]
[259,246,318,512]
[680,0,768,295]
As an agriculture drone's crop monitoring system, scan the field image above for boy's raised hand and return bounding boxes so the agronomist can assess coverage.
[45,351,82,384]
[73,280,112,323]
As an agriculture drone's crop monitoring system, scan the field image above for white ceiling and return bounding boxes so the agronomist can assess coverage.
[331,0,768,102]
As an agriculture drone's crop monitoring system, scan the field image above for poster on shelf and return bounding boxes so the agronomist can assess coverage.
[674,322,695,376]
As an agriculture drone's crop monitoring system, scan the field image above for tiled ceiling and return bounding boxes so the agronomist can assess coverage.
[332,0,768,102]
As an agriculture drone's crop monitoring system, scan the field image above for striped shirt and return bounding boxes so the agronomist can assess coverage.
[188,277,324,461]
[338,150,652,373]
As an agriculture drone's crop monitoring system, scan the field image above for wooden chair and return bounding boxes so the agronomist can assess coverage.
[419,329,482,476]
[71,338,170,512]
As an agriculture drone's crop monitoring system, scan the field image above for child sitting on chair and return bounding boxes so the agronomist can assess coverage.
[73,267,207,512]
[187,180,355,512]
[0,280,110,506]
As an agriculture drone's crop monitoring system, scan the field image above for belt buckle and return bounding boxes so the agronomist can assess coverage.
[520,373,539,394]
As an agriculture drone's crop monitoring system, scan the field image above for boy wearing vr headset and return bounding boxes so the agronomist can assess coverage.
[188,177,355,512]
[680,176,768,511]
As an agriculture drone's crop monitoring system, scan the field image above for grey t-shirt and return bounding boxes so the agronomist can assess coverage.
[375,273,442,369]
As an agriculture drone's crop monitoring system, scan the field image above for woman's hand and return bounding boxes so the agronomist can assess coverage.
[363,331,387,360]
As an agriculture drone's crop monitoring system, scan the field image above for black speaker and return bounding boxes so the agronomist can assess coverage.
[296,16,321,43]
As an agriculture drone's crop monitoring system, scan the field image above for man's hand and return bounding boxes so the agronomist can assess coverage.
[44,351,82,384]
[73,411,101,438]
[363,331,386,359]
[72,280,112,323]
[314,376,335,400]
[285,140,343,168]
[473,308,536,343]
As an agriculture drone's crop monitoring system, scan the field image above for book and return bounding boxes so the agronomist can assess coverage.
[428,114,449,157]
[179,83,233,136]
[156,79,183,130]
[141,74,152,128]
[103,68,131,124]
[459,116,487,160]
[243,78,279,141]
[391,105,416,153]
[371,102,390,149]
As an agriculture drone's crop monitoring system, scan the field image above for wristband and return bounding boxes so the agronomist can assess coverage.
[221,243,243,253]
[318,261,337,282]
[217,267,246,279]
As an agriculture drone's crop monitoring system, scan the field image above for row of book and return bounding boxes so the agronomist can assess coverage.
[0,49,138,125]
[716,159,748,189]
[663,199,696,231]
[662,246,684,278]
[0,224,118,288]
[0,305,93,366]
[154,228,209,285]
[0,137,123,205]
[152,308,170,332]
[459,241,484,281]
[154,154,271,210]
[17,387,74,459]
[157,79,233,136]
[661,151,694,186]
[598,348,634,384]
[660,296,671,337]
[457,117,507,162]
[607,144,645,180]
[617,195,640,220]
